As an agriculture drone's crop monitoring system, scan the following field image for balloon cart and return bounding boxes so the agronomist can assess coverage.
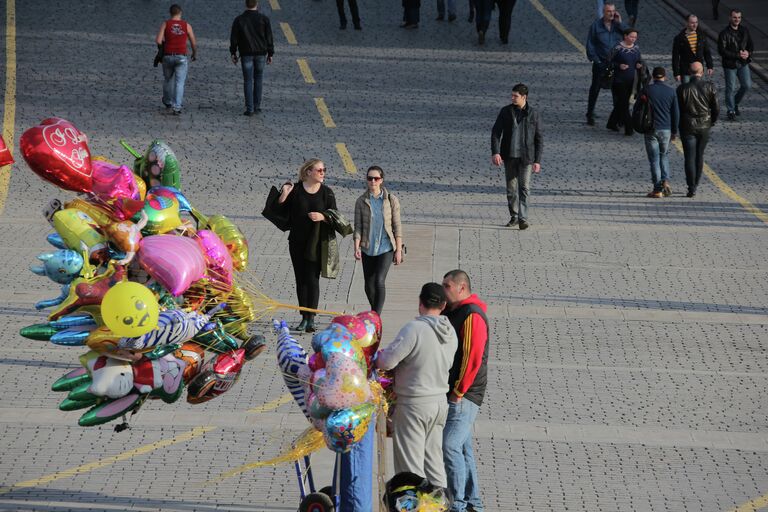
[295,452,341,512]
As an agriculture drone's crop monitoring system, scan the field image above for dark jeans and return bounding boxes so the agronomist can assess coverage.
[336,0,360,26]
[681,130,710,193]
[289,240,321,320]
[587,62,603,117]
[495,0,516,41]
[404,0,421,24]
[474,0,493,32]
[361,251,393,314]
[608,80,634,134]
[504,158,532,222]
[240,54,266,113]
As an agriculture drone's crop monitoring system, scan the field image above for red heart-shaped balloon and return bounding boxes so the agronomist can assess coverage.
[0,135,13,166]
[20,118,92,192]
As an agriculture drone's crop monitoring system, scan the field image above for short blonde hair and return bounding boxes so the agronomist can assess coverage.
[298,158,323,182]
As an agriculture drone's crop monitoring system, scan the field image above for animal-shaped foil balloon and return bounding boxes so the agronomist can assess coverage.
[30,250,84,284]
[122,139,181,190]
[273,319,310,419]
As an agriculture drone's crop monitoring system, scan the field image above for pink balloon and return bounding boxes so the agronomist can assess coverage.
[317,352,371,410]
[137,235,206,296]
[195,230,233,290]
[308,352,326,372]
[91,161,142,201]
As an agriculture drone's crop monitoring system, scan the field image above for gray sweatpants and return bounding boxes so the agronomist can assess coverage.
[392,400,449,487]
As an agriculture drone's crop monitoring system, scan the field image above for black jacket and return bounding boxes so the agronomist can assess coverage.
[677,77,719,134]
[491,103,543,165]
[718,24,754,69]
[230,10,274,57]
[672,29,713,77]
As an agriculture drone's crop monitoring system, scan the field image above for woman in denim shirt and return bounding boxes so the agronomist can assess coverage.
[353,166,403,314]
[607,28,643,135]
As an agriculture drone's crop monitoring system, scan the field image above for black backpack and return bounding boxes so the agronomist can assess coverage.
[632,89,654,134]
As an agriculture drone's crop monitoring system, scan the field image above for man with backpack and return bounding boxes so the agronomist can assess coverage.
[641,67,679,198]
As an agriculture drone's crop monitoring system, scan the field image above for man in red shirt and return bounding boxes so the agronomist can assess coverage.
[442,269,489,512]
[155,4,197,115]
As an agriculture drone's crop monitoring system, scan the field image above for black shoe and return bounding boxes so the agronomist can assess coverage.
[354,24,362,30]
[586,116,595,126]
[305,319,316,333]
[172,109,182,115]
[505,217,517,227]
[295,318,308,331]
[478,30,485,45]
[401,22,418,29]
[243,111,254,116]
[686,190,696,198]
[606,124,619,132]
[519,220,530,230]
[448,14,457,21]
[727,111,736,121]
[163,103,172,110]
[436,14,445,21]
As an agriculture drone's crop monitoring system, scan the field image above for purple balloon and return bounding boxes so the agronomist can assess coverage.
[195,230,233,289]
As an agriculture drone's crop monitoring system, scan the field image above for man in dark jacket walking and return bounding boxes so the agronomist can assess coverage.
[230,0,274,116]
[672,14,714,84]
[718,9,754,120]
[643,67,679,198]
[491,83,543,230]
[677,62,719,198]
[585,3,625,125]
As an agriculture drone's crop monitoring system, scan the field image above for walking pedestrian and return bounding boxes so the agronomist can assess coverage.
[642,67,679,198]
[441,270,489,512]
[353,166,404,315]
[718,9,754,120]
[677,62,719,197]
[230,0,274,116]
[276,159,343,332]
[672,14,714,84]
[375,283,458,488]
[336,0,362,30]
[606,28,643,136]
[495,0,517,44]
[401,0,421,28]
[585,3,625,125]
[155,4,197,115]
[491,83,543,230]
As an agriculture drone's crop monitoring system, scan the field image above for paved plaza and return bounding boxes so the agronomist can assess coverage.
[0,0,767,510]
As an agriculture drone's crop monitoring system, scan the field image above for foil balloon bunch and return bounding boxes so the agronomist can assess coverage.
[273,311,384,453]
[17,117,265,427]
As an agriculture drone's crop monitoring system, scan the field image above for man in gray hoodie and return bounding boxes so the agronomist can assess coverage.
[375,282,459,488]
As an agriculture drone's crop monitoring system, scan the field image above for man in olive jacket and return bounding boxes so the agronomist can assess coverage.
[491,83,543,230]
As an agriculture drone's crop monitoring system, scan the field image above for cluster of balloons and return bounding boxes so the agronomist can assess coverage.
[274,311,382,453]
[18,117,265,428]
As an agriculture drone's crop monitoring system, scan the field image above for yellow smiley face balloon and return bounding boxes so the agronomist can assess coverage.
[100,281,159,337]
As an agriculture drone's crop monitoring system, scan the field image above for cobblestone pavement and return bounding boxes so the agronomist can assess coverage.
[0,0,766,510]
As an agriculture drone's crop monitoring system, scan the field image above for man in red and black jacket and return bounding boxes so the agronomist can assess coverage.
[441,269,489,512]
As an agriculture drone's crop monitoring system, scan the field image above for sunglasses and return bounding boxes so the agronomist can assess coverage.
[366,176,382,181]
[313,168,326,174]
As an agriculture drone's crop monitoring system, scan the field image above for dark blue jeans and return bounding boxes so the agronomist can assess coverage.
[587,62,603,117]
[240,54,266,113]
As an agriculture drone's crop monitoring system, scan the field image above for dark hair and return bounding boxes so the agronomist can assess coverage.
[730,9,741,15]
[443,269,471,293]
[512,83,528,97]
[623,27,638,36]
[419,283,447,309]
[367,165,384,180]
[686,13,698,21]
[170,4,182,15]
[246,0,258,8]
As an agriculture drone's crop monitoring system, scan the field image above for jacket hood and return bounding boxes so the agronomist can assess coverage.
[454,293,488,312]
[416,315,456,344]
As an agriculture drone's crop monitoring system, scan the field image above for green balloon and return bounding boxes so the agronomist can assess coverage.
[121,138,182,190]
[52,370,91,392]
[20,324,57,341]
[59,397,98,411]
[67,381,97,402]
[78,395,142,427]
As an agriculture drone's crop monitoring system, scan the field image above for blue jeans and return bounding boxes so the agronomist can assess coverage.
[162,54,188,111]
[724,65,751,112]
[437,0,456,16]
[644,129,671,191]
[503,158,532,222]
[443,400,483,512]
[241,55,267,113]
[339,416,374,512]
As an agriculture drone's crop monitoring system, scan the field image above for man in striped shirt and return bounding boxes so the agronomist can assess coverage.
[672,14,714,84]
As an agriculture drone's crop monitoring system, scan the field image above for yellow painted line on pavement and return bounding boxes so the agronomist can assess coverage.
[297,58,316,84]
[269,0,281,10]
[335,142,357,174]
[0,426,215,495]
[530,0,768,226]
[314,97,336,128]
[729,493,768,512]
[527,0,585,55]
[0,0,17,217]
[247,393,293,413]
[280,22,297,45]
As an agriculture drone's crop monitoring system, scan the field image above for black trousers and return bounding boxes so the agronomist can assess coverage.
[587,62,603,117]
[403,0,421,24]
[608,80,634,135]
[681,130,711,192]
[289,240,321,320]
[336,0,360,26]
[496,0,516,41]
[361,251,393,315]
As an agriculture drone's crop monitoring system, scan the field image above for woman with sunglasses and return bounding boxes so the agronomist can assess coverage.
[353,166,403,314]
[278,159,337,332]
